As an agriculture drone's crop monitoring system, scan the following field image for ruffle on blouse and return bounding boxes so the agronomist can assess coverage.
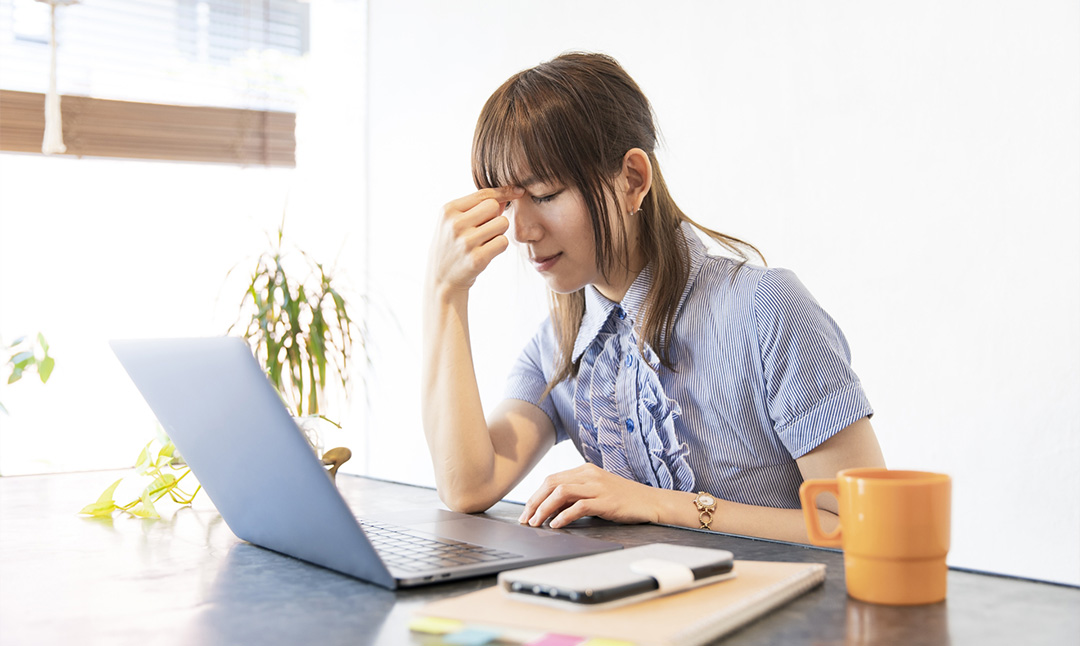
[573,308,696,492]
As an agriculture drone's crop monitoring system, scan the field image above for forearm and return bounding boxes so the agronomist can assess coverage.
[421,282,498,510]
[651,488,837,544]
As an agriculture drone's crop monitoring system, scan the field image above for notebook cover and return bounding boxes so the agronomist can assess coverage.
[415,560,826,646]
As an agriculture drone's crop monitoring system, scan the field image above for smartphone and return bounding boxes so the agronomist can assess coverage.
[498,543,735,611]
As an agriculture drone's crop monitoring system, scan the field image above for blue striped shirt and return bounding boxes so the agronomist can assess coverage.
[504,224,873,510]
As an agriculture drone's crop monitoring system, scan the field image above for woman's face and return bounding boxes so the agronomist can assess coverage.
[506,176,641,302]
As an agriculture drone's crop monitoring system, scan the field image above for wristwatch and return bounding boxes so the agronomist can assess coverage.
[694,491,717,530]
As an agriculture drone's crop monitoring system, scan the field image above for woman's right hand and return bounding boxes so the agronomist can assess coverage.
[427,186,523,295]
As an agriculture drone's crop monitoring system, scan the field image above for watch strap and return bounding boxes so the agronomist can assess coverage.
[694,491,716,530]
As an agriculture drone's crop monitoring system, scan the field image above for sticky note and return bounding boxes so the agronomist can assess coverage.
[445,627,501,645]
[580,639,635,646]
[471,625,542,643]
[409,616,464,635]
[525,634,586,646]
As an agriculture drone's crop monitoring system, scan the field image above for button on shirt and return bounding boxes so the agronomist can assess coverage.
[504,224,874,510]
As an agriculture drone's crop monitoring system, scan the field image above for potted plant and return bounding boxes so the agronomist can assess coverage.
[81,221,366,518]
[227,222,367,454]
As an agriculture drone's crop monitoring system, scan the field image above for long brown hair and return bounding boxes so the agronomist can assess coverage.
[472,52,762,397]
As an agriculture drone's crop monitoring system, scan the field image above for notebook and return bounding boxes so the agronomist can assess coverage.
[110,336,620,590]
[413,560,826,646]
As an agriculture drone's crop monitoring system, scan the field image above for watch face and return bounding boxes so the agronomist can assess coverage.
[699,495,715,507]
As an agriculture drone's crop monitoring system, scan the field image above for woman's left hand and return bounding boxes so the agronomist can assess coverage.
[518,463,661,529]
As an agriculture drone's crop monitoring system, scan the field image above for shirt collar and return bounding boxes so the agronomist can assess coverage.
[572,286,617,362]
[571,222,708,362]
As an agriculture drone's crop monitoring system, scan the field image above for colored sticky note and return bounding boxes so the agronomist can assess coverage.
[470,624,543,644]
[445,627,501,645]
[525,634,586,646]
[580,639,635,646]
[409,616,464,635]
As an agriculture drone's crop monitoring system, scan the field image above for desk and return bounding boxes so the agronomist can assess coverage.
[1,471,1077,645]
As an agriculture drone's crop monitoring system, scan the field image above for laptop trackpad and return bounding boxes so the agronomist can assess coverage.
[366,509,580,553]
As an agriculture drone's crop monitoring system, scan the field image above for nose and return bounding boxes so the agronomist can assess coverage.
[509,199,542,244]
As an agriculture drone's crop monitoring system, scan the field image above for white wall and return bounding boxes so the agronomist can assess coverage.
[362,0,1079,585]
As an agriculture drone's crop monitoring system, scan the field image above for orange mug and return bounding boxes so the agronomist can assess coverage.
[800,468,951,605]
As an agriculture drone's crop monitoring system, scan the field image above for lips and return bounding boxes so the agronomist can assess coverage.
[530,252,562,272]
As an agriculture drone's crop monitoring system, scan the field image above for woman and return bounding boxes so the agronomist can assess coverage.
[422,52,884,543]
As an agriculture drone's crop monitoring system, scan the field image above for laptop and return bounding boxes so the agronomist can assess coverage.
[110,337,620,589]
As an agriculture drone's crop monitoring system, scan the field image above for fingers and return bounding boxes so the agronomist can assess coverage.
[443,187,521,253]
[460,215,509,276]
[518,470,563,524]
[467,204,511,248]
[443,186,523,219]
[517,464,655,529]
[518,489,545,525]
[430,186,522,291]
[550,500,593,529]
[519,464,603,527]
[522,482,592,528]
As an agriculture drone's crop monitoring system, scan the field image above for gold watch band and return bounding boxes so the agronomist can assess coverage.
[695,491,717,530]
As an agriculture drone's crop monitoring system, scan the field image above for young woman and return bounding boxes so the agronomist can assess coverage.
[422,52,885,543]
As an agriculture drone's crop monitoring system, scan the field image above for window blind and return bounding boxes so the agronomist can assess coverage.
[0,0,307,166]
[0,89,295,165]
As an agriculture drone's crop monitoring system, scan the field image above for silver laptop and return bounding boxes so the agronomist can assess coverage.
[110,337,620,589]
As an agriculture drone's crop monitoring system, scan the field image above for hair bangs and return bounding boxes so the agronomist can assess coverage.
[472,74,575,192]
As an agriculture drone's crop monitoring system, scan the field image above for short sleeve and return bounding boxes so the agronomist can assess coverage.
[504,327,566,443]
[753,269,873,458]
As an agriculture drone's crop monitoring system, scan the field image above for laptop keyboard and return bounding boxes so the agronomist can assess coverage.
[358,519,522,573]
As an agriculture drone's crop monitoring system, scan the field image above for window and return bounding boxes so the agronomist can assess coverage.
[0,0,367,476]
[0,0,311,165]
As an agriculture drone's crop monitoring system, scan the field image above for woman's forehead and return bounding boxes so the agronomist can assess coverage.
[486,148,559,188]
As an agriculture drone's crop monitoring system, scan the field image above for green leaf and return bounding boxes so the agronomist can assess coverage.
[0,400,8,415]
[147,473,177,497]
[130,488,160,519]
[307,362,318,415]
[37,357,55,383]
[10,351,34,367]
[134,441,153,472]
[78,478,123,517]
[152,424,171,447]
[158,442,175,460]
[97,478,124,504]
[78,501,119,517]
[7,369,22,385]
[308,333,327,392]
[36,333,49,353]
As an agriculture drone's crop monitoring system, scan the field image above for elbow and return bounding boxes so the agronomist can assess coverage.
[437,486,498,515]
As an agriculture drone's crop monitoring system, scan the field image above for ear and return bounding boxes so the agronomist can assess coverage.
[619,148,653,213]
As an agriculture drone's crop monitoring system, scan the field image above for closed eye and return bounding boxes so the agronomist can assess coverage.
[532,190,561,204]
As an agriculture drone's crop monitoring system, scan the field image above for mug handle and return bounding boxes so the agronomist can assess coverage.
[799,479,842,547]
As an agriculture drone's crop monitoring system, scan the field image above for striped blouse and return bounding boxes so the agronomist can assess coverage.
[504,223,873,510]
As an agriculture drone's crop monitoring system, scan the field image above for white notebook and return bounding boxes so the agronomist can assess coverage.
[414,559,827,646]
